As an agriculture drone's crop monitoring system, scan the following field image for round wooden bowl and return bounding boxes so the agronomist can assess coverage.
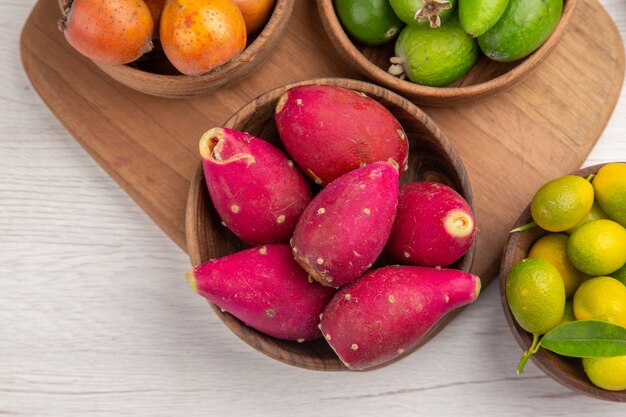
[57,0,294,98]
[318,0,577,107]
[500,163,626,402]
[186,78,476,371]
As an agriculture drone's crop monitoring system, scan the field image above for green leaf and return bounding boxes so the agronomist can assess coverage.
[540,320,626,358]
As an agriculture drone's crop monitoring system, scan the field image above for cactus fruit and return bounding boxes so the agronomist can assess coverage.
[385,182,475,267]
[274,84,409,186]
[186,245,336,341]
[200,127,312,245]
[291,162,399,287]
[320,265,481,370]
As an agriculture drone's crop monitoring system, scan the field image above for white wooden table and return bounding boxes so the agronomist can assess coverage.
[1,1,625,415]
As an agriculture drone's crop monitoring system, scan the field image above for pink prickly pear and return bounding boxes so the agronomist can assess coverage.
[320,266,481,370]
[291,162,399,287]
[385,182,476,267]
[200,127,312,245]
[274,84,409,186]
[186,245,336,341]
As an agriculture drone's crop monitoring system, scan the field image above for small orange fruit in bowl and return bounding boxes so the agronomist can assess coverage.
[57,0,295,97]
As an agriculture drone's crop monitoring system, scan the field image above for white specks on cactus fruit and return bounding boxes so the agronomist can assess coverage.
[319,313,323,320]
[230,204,240,213]
[344,293,352,301]
[317,208,326,215]
[259,246,267,255]
[296,99,303,105]
[363,208,371,215]
[397,129,406,141]
[351,344,359,350]
[297,338,305,343]
[398,348,405,354]
[403,251,410,259]
[388,294,395,303]
[287,160,294,168]
[220,220,227,227]
[316,257,324,265]
[325,333,332,341]
[292,246,298,254]
[265,309,275,317]
[307,276,314,283]
[359,162,366,168]
[444,295,450,303]
[276,215,286,224]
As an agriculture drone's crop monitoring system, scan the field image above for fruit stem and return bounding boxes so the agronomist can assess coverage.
[510,221,537,233]
[516,333,541,375]
[585,174,595,182]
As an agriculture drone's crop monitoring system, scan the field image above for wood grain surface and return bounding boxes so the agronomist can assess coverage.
[2,0,626,415]
[19,0,624,290]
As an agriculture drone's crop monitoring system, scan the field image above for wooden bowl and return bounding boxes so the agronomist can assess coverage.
[318,0,577,107]
[500,163,626,402]
[186,78,476,370]
[57,0,294,98]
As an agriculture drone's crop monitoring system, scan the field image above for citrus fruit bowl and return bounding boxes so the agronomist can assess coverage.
[317,0,577,107]
[500,163,626,402]
[185,77,475,371]
[56,0,294,98]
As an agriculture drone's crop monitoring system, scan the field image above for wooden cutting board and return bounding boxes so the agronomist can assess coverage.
[20,0,623,305]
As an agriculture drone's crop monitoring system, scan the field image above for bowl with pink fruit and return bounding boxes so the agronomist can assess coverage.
[185,78,479,371]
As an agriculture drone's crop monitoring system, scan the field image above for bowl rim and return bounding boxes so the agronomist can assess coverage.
[499,162,626,402]
[317,0,578,101]
[185,77,477,371]
[58,0,294,81]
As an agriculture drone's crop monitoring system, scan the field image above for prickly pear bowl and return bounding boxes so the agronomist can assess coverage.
[57,0,294,98]
[317,0,577,107]
[500,163,626,402]
[185,78,476,371]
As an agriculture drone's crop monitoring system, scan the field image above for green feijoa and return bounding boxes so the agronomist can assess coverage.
[335,0,405,45]
[478,0,563,62]
[459,0,508,37]
[389,0,457,28]
[390,16,478,87]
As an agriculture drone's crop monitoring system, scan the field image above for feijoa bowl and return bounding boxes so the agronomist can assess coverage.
[185,77,476,371]
[318,0,577,107]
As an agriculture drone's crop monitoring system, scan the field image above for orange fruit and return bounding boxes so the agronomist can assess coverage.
[232,0,276,34]
[60,0,154,65]
[160,0,247,76]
